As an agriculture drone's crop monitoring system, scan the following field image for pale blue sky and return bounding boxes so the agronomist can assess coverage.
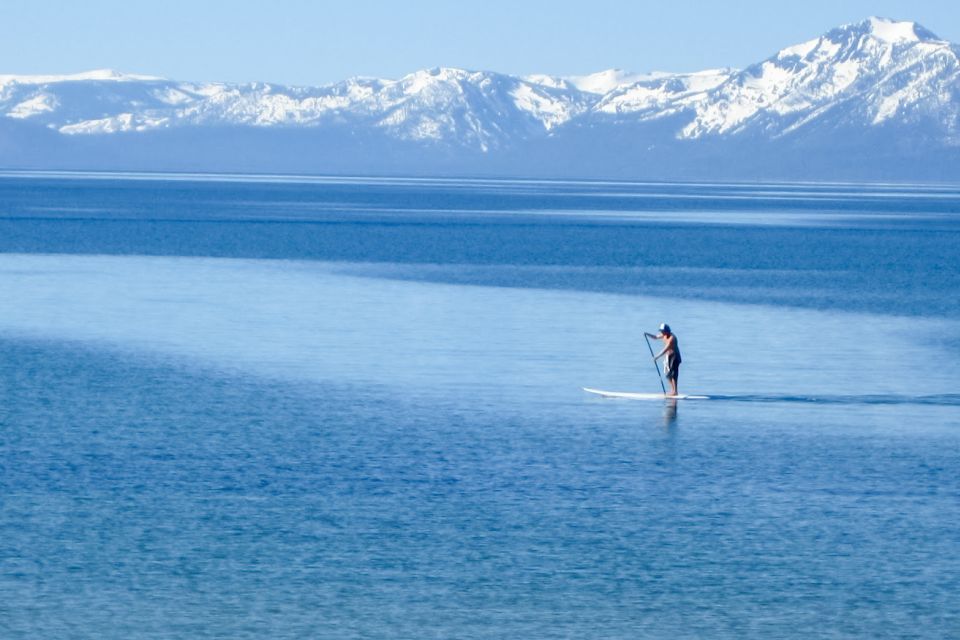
[4,0,958,85]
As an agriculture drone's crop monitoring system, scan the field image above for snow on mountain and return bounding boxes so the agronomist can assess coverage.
[571,69,658,93]
[2,17,960,162]
[595,69,733,117]
[0,69,163,85]
[58,112,171,134]
[7,93,59,119]
[863,16,936,43]
[0,66,596,150]
[367,67,588,148]
[677,17,960,138]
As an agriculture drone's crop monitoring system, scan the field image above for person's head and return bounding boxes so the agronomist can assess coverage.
[659,323,672,336]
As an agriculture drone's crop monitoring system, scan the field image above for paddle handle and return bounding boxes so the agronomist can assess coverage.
[644,333,667,395]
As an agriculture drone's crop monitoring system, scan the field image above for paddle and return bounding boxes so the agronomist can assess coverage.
[644,333,667,395]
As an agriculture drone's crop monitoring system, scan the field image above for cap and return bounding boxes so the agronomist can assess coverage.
[659,323,671,334]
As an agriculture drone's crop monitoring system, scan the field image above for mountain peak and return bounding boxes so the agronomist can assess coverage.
[839,17,940,44]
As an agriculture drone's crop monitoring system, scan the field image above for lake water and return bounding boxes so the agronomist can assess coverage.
[0,173,958,638]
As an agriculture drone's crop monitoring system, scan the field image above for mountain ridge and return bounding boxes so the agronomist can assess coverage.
[3,17,959,180]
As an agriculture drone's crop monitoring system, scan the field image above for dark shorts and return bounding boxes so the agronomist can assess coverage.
[664,358,680,381]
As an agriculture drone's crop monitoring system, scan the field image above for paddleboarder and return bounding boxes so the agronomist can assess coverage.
[645,323,681,396]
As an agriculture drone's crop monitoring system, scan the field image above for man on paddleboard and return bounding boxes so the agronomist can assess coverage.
[645,323,681,396]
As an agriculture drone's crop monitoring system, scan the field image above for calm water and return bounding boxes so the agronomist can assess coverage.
[0,173,958,638]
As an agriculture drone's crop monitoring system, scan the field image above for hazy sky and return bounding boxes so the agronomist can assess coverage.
[4,0,959,84]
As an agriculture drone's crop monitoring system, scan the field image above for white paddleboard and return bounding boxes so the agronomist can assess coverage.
[583,387,710,400]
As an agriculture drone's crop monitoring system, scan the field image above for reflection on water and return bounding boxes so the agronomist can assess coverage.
[663,398,679,426]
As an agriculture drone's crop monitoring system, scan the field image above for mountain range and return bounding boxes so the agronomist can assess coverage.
[3,17,960,181]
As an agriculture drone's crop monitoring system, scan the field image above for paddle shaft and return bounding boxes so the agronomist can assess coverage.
[644,334,667,395]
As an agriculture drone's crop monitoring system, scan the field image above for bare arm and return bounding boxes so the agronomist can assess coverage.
[654,335,675,360]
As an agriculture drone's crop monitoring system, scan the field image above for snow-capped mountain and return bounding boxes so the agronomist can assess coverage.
[677,17,960,139]
[0,66,591,150]
[3,17,960,180]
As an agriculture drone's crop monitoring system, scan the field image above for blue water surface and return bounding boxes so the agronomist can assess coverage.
[0,173,958,638]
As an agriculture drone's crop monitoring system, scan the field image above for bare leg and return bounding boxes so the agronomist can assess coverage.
[668,378,678,396]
